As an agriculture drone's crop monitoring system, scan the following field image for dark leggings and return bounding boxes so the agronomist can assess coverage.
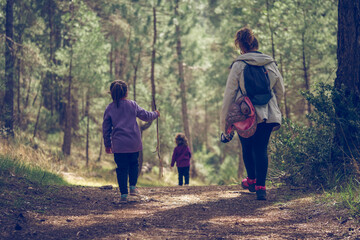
[177,166,190,186]
[239,123,275,186]
[114,152,139,195]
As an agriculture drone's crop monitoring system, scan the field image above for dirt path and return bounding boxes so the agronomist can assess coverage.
[1,182,360,239]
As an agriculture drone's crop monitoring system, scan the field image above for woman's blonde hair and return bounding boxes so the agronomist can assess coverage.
[175,133,188,146]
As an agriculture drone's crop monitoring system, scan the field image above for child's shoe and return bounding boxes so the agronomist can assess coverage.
[255,186,266,200]
[120,194,128,202]
[130,186,140,196]
[241,177,256,192]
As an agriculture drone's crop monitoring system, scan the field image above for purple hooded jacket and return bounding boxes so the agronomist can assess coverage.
[171,145,191,168]
[102,100,159,153]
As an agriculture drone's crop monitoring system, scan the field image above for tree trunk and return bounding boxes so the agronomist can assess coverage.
[333,0,360,174]
[85,92,90,167]
[175,0,196,177]
[279,54,290,119]
[335,0,360,92]
[33,95,42,139]
[266,0,276,60]
[132,48,151,175]
[97,137,103,162]
[114,36,120,79]
[139,121,152,176]
[132,48,150,175]
[204,99,209,150]
[16,44,21,125]
[301,32,312,126]
[4,0,15,137]
[133,51,141,101]
[62,45,73,155]
[151,7,163,179]
[109,42,113,79]
[24,77,31,109]
[48,0,55,116]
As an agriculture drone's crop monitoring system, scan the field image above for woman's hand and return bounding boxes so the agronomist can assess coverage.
[155,110,160,117]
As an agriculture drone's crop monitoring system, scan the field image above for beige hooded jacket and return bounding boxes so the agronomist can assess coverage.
[220,52,285,133]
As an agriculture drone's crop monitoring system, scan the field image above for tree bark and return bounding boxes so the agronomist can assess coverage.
[301,32,312,126]
[204,99,209,150]
[97,137,103,162]
[16,44,21,125]
[62,45,73,155]
[33,95,42,139]
[266,0,276,60]
[48,0,55,116]
[138,121,152,175]
[335,0,360,92]
[175,0,196,177]
[333,0,360,173]
[132,49,151,175]
[133,51,141,101]
[85,92,90,167]
[279,54,290,119]
[4,0,15,137]
[109,42,113,79]
[151,7,163,179]
[24,77,31,109]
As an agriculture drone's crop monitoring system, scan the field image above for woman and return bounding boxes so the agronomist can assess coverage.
[220,27,285,200]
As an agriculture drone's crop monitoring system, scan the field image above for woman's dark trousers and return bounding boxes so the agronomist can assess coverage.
[177,166,190,186]
[239,123,274,186]
[114,152,139,195]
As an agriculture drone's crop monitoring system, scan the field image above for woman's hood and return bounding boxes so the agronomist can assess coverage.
[234,52,274,66]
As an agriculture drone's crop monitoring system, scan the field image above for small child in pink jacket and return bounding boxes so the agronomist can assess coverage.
[171,133,191,186]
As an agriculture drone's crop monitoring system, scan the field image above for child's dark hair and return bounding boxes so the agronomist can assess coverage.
[175,133,188,146]
[110,80,128,107]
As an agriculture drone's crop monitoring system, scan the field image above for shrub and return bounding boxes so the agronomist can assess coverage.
[270,83,360,189]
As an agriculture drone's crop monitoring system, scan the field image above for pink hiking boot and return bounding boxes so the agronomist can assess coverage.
[241,177,256,192]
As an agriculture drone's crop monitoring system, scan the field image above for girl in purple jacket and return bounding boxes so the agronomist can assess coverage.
[171,133,191,186]
[102,80,160,202]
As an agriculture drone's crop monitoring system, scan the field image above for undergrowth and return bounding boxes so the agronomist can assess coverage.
[0,154,67,186]
[269,83,360,218]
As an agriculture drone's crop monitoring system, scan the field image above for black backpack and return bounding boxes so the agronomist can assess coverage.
[231,59,272,105]
[242,61,272,105]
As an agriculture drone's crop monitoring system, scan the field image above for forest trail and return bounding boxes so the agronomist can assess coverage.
[1,183,360,240]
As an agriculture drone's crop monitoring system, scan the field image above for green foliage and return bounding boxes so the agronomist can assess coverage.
[0,154,67,186]
[270,118,337,188]
[339,180,360,218]
[271,83,360,189]
[322,179,360,219]
[193,144,238,185]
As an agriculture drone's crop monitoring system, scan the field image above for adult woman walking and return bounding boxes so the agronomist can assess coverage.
[220,27,285,200]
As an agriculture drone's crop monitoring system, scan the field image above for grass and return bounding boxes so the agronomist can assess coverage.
[0,154,68,186]
[320,179,360,220]
[339,180,360,218]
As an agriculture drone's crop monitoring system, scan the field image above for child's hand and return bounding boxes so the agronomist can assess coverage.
[105,147,113,154]
[155,110,160,117]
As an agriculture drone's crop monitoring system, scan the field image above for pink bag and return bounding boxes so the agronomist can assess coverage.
[225,96,257,138]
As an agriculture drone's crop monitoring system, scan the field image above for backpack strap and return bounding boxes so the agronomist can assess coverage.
[229,60,248,96]
[229,59,247,69]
